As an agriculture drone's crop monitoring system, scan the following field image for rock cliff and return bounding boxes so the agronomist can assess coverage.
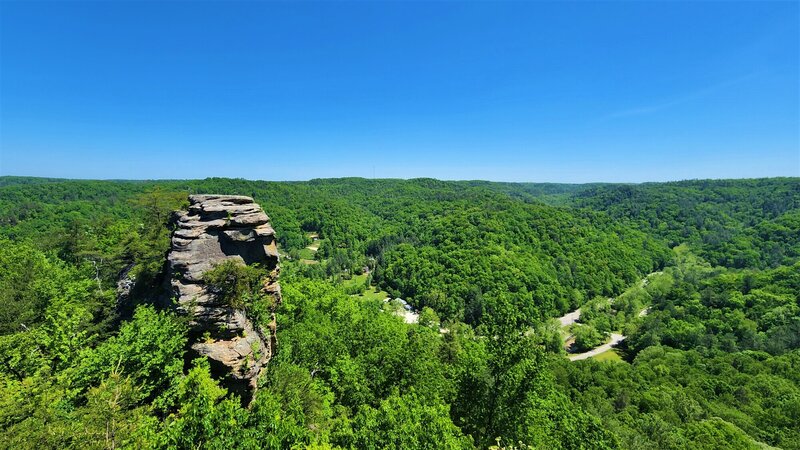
[165,194,280,400]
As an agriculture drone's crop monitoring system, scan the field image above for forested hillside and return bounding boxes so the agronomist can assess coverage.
[0,177,670,326]
[0,176,798,449]
[569,179,800,269]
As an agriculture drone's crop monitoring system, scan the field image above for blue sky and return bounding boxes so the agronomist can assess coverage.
[1,1,798,182]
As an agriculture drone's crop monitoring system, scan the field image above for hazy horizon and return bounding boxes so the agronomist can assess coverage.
[2,173,798,186]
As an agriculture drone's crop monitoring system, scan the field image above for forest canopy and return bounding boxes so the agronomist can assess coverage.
[0,176,798,449]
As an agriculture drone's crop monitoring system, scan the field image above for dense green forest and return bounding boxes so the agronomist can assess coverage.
[0,176,798,449]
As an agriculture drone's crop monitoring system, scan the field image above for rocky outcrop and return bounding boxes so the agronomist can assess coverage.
[165,195,280,400]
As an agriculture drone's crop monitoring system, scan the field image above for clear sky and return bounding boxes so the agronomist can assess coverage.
[1,1,798,182]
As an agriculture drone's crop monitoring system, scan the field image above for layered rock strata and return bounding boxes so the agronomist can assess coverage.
[166,195,280,399]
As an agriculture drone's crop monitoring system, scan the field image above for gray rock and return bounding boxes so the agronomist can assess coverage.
[165,195,281,402]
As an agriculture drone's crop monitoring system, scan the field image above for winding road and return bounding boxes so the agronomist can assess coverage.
[568,333,626,361]
[559,272,659,361]
[558,309,582,327]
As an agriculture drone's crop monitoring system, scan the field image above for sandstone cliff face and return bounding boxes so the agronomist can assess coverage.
[166,195,280,399]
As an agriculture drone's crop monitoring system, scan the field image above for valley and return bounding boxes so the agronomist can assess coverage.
[0,176,798,449]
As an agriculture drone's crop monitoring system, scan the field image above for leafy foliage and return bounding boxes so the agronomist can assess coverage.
[203,260,266,309]
[571,178,800,268]
[573,325,607,352]
[0,176,798,448]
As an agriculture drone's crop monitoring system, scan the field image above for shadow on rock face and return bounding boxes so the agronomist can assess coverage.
[218,229,277,270]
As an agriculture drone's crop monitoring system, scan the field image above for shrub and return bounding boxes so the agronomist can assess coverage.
[203,260,264,309]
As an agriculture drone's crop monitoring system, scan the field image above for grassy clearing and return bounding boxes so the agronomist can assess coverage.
[342,273,368,289]
[592,348,624,362]
[357,288,391,302]
[305,233,323,251]
[298,247,316,260]
[343,273,391,301]
[295,233,324,263]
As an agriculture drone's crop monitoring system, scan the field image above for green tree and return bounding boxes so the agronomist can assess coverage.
[573,325,606,352]
[350,391,472,449]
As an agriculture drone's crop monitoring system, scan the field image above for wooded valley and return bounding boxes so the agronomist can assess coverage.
[0,176,798,449]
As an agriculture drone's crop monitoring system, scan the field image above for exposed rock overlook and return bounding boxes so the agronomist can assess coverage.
[166,194,280,399]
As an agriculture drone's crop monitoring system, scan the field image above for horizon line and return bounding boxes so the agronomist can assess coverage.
[1,174,798,186]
